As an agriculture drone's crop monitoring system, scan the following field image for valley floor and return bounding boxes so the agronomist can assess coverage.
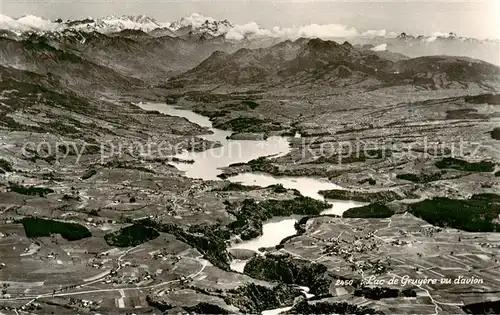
[1,83,500,314]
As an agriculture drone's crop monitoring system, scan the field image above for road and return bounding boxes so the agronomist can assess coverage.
[0,253,208,303]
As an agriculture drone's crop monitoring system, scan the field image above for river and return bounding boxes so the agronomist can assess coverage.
[138,102,365,291]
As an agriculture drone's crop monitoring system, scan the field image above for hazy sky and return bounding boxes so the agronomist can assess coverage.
[1,0,499,39]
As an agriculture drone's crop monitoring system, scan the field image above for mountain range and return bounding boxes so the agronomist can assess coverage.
[0,13,498,65]
[0,12,498,97]
[1,13,497,41]
[169,38,500,91]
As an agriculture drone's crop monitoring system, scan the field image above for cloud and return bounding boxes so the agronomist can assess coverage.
[431,31,455,37]
[16,15,60,30]
[370,43,387,51]
[361,29,387,37]
[167,13,381,40]
[225,22,361,40]
[169,12,216,30]
[225,22,269,40]
[295,23,359,38]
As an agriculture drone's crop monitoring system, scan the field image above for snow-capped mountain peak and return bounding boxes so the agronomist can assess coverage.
[68,15,162,33]
[168,13,233,37]
[396,31,477,43]
[0,14,62,33]
[170,13,215,29]
[0,13,18,29]
[16,15,59,30]
[0,13,497,48]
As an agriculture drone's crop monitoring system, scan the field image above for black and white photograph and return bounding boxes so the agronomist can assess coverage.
[0,0,499,314]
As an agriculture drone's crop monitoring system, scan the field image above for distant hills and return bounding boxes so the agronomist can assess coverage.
[170,38,500,90]
[0,36,141,92]
[25,30,238,81]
